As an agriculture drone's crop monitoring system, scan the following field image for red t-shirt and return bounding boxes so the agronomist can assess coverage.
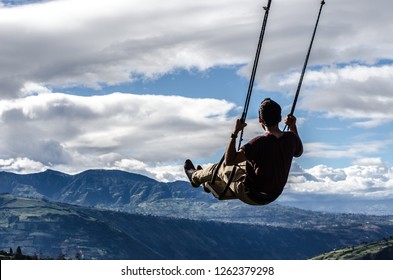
[241,131,302,197]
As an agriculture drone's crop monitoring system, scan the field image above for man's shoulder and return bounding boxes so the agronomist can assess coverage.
[283,131,298,139]
[282,131,302,152]
[251,132,270,141]
[244,133,266,145]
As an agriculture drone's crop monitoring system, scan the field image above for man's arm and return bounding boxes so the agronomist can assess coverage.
[225,119,247,166]
[285,115,303,157]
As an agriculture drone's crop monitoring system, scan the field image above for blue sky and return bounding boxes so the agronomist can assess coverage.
[0,0,393,213]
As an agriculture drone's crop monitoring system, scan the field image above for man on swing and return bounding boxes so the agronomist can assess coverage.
[184,98,303,205]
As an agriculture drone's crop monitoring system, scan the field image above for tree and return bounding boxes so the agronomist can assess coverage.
[15,246,22,256]
[75,251,82,260]
[14,246,23,260]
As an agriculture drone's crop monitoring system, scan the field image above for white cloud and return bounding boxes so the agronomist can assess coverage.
[0,0,263,97]
[0,89,239,179]
[286,163,393,199]
[1,0,393,99]
[306,165,347,182]
[263,63,393,127]
[20,81,52,96]
[303,140,390,161]
[353,157,384,167]
[0,157,47,173]
[110,158,181,181]
[113,158,147,171]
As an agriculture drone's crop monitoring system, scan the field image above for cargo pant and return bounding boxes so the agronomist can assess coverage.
[191,161,260,205]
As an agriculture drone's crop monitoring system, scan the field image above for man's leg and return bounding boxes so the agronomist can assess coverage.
[191,163,217,186]
[185,160,264,205]
[193,161,247,200]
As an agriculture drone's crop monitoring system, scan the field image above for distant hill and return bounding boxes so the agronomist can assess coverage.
[0,169,208,208]
[312,238,393,260]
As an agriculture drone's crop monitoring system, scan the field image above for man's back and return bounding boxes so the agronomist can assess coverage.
[242,131,302,196]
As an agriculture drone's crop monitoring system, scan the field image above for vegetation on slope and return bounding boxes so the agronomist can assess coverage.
[312,237,393,260]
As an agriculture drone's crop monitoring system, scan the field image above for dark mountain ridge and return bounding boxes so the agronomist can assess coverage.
[0,169,72,198]
[0,169,205,205]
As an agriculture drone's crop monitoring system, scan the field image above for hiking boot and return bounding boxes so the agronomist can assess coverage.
[184,159,200,188]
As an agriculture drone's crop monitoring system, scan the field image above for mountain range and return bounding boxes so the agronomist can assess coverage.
[1,169,393,259]
[1,169,392,227]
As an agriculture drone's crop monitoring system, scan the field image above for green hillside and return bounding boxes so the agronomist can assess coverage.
[312,237,393,260]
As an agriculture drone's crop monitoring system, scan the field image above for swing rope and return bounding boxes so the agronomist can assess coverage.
[238,0,272,150]
[210,0,273,199]
[284,0,326,131]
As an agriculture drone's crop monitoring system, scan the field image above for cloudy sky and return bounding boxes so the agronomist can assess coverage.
[0,0,392,212]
